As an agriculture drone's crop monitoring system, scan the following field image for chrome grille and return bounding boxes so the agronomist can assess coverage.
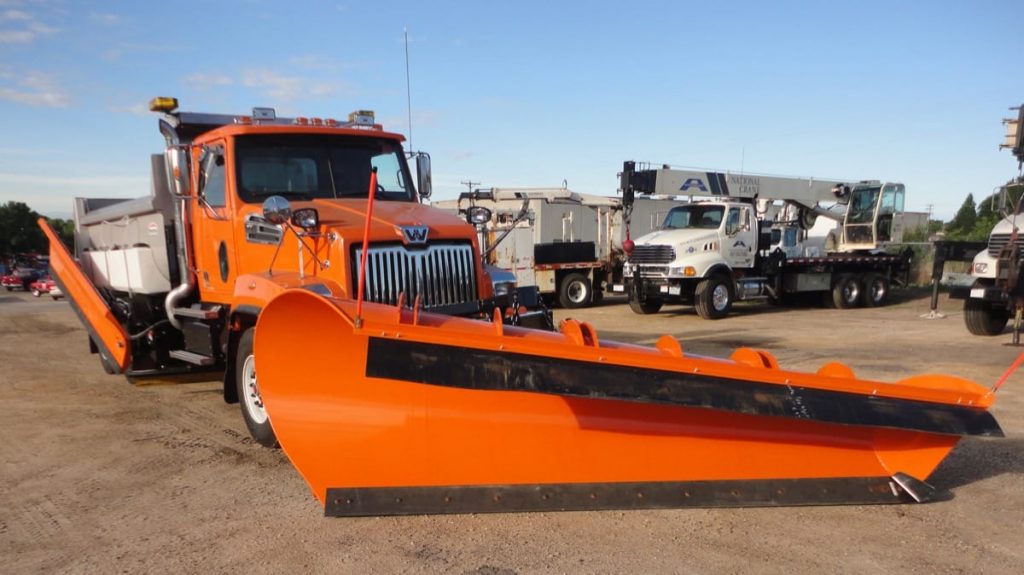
[353,243,478,308]
[988,234,1024,259]
[630,244,676,264]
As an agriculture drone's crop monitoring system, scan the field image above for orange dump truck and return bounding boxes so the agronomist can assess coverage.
[41,98,1009,516]
[40,97,548,447]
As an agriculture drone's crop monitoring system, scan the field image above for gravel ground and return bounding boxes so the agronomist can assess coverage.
[1,289,1022,574]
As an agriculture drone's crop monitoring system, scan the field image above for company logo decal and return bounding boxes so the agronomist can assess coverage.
[401,225,429,244]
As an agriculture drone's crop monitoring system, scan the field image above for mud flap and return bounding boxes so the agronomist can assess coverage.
[38,218,130,373]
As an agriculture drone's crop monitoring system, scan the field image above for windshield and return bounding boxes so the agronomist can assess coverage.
[234,134,414,203]
[846,185,880,224]
[663,205,725,230]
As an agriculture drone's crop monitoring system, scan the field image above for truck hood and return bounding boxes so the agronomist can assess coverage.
[991,216,1024,236]
[310,199,476,244]
[635,228,719,248]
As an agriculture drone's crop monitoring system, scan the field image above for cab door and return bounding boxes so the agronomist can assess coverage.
[190,142,238,303]
[724,206,756,269]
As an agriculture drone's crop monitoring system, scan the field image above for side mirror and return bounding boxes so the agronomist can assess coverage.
[262,196,292,225]
[415,152,432,200]
[165,147,190,196]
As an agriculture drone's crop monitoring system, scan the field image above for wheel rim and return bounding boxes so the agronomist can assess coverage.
[870,279,886,303]
[712,284,730,311]
[567,280,587,304]
[241,354,268,425]
[843,281,860,304]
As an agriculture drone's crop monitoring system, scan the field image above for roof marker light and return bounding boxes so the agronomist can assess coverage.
[148,96,179,113]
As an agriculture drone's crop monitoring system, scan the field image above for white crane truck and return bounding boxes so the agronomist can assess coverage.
[952,104,1024,338]
[620,161,911,319]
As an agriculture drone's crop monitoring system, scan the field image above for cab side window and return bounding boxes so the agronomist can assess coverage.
[200,146,227,207]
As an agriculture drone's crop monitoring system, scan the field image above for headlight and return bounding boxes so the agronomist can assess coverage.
[974,262,988,274]
[466,206,492,225]
[493,281,514,296]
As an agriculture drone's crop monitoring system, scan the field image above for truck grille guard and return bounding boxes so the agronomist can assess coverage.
[353,242,478,309]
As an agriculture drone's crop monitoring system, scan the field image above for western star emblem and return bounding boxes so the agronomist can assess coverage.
[401,225,429,244]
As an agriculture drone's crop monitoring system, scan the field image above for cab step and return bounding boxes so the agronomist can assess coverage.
[171,305,222,320]
[169,349,216,366]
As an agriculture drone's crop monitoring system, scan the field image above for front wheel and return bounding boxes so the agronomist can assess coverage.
[558,272,592,309]
[695,276,733,320]
[235,329,278,447]
[31,288,41,297]
[964,297,1010,336]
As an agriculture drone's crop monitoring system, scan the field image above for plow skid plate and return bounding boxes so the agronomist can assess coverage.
[254,291,1002,516]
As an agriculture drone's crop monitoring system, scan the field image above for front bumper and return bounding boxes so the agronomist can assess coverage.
[949,283,1006,303]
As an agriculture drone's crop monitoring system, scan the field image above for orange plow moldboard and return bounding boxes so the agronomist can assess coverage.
[254,290,1002,516]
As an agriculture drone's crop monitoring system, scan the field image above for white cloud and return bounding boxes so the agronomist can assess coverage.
[2,9,31,21]
[109,102,151,117]
[89,12,120,25]
[183,72,234,89]
[0,71,69,107]
[0,7,56,44]
[241,68,340,102]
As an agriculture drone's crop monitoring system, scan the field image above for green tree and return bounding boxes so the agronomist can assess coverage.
[945,193,977,239]
[0,202,47,257]
[45,217,75,249]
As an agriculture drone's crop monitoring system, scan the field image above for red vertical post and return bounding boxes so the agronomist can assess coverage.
[355,168,378,327]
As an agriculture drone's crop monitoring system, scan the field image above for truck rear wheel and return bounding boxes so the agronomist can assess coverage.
[695,276,733,320]
[863,274,889,307]
[831,275,862,309]
[236,329,278,447]
[629,296,663,314]
[558,273,592,309]
[964,298,1010,336]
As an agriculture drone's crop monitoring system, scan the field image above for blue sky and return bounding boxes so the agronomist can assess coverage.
[1,0,1022,219]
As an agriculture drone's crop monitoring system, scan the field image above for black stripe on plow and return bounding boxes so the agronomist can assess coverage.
[324,474,931,516]
[365,338,1002,437]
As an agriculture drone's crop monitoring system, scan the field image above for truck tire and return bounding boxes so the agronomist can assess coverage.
[235,328,278,447]
[695,276,733,320]
[964,298,1010,336]
[831,275,862,309]
[558,273,592,309]
[628,296,663,314]
[862,274,889,307]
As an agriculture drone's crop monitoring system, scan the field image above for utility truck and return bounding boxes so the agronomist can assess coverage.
[953,104,1024,338]
[620,161,911,319]
[434,188,683,308]
[40,97,546,447]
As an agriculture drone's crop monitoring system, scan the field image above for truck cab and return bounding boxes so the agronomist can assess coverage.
[623,200,758,318]
[47,98,546,447]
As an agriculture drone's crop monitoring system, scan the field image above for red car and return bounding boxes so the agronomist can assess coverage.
[29,276,57,297]
[2,268,43,291]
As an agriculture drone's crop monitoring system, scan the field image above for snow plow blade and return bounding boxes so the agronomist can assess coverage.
[255,290,1003,516]
[38,218,130,373]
